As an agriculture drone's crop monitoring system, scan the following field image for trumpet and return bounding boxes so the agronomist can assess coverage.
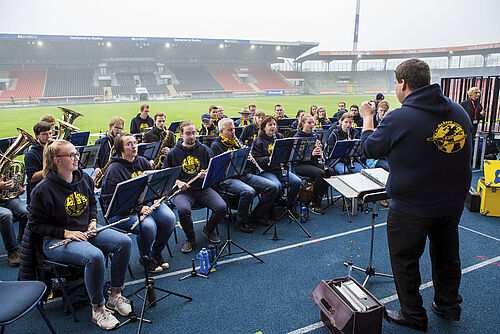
[234,137,264,173]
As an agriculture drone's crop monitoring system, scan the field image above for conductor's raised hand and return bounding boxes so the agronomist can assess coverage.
[360,101,376,119]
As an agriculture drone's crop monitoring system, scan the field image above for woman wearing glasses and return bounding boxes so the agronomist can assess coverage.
[100,133,175,274]
[28,140,132,330]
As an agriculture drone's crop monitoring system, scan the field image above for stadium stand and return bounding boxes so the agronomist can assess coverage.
[0,69,46,100]
[249,66,293,91]
[279,71,303,79]
[209,67,253,91]
[43,68,101,97]
[171,66,225,92]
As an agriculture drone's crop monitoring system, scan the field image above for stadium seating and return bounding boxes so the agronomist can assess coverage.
[209,67,253,91]
[0,69,46,100]
[43,68,101,97]
[279,71,303,79]
[171,66,224,92]
[248,66,292,91]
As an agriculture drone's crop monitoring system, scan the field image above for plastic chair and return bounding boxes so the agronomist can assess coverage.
[0,280,57,334]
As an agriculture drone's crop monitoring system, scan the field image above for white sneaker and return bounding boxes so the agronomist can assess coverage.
[106,293,133,317]
[92,307,119,330]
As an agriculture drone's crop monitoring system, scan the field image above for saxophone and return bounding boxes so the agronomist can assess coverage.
[94,142,114,189]
[0,128,37,200]
[153,131,171,170]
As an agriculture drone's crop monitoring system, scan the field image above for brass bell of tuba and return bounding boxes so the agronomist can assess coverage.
[0,128,37,200]
[56,107,83,141]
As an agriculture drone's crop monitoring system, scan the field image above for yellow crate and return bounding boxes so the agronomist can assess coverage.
[477,178,500,217]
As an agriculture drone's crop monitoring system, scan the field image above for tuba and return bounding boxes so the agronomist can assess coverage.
[56,107,83,141]
[0,128,37,200]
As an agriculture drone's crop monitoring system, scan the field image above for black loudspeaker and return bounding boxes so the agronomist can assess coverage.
[465,186,481,212]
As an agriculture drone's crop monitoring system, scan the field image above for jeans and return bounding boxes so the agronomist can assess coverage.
[43,228,132,307]
[175,187,226,240]
[109,202,175,258]
[333,161,363,175]
[0,197,28,251]
[387,208,462,325]
[222,174,279,222]
[260,170,301,208]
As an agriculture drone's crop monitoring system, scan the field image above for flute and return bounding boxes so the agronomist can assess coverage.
[48,217,130,250]
[166,172,203,201]
[130,195,166,230]
[234,136,264,173]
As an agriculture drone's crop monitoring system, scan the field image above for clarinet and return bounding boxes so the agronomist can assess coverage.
[234,136,264,173]
[347,128,355,169]
[273,132,287,178]
[314,133,329,172]
[48,217,130,250]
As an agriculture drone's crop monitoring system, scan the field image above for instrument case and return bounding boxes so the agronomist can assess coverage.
[465,186,481,212]
[310,277,384,334]
[477,178,500,217]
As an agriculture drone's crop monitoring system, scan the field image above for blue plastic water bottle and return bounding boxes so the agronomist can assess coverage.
[301,205,307,223]
[196,248,210,274]
[207,244,217,269]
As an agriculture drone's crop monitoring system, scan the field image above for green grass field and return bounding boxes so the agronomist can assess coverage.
[0,95,401,140]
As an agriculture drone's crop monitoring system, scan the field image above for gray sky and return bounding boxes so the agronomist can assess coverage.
[0,0,499,52]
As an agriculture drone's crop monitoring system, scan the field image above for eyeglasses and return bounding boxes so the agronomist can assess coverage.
[57,152,80,160]
[276,109,283,111]
[125,142,138,147]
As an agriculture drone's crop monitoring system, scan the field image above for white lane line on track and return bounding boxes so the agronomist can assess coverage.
[287,255,500,334]
[459,225,500,242]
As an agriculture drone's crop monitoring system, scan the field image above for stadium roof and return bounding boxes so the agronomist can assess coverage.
[296,43,500,62]
[0,33,318,64]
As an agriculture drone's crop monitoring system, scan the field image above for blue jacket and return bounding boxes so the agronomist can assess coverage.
[361,83,472,217]
[163,139,213,190]
[130,113,154,134]
[24,144,44,203]
[28,168,97,238]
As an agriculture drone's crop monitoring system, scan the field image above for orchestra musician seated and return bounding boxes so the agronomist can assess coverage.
[239,110,265,147]
[325,112,363,175]
[101,133,175,274]
[290,110,306,130]
[163,121,226,254]
[198,113,218,136]
[314,106,331,129]
[252,115,302,218]
[94,116,124,181]
[28,140,132,330]
[274,104,288,119]
[293,115,335,215]
[234,108,252,127]
[210,118,279,231]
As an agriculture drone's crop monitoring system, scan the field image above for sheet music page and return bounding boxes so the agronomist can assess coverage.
[334,173,381,193]
[360,168,389,186]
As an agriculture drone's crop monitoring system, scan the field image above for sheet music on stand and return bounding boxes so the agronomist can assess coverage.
[75,144,100,169]
[202,147,250,188]
[325,168,389,200]
[142,166,182,203]
[269,137,316,165]
[105,173,149,219]
[137,142,161,160]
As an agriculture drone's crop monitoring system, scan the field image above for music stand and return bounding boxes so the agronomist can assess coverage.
[168,121,183,134]
[76,144,100,170]
[202,148,264,276]
[106,170,192,334]
[263,137,316,238]
[137,142,161,160]
[69,131,90,147]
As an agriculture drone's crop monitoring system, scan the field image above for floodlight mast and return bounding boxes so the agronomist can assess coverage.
[353,0,361,51]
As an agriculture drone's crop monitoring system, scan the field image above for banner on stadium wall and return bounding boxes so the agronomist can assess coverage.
[266,90,285,96]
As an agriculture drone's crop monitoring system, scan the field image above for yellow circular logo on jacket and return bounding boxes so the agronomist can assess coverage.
[64,192,88,217]
[182,155,200,174]
[426,121,467,153]
[268,143,274,155]
[140,123,150,133]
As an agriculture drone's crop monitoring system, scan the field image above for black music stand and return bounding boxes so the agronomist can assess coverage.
[168,121,183,134]
[69,131,90,146]
[263,137,316,238]
[106,169,191,334]
[202,148,264,276]
[76,144,100,170]
[137,142,161,160]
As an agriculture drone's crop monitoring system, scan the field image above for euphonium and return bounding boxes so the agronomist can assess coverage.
[56,107,83,140]
[0,128,37,200]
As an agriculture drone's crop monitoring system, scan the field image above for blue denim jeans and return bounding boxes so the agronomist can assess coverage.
[260,171,301,208]
[0,197,28,251]
[333,161,363,175]
[222,174,279,223]
[109,202,175,258]
[43,228,132,307]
